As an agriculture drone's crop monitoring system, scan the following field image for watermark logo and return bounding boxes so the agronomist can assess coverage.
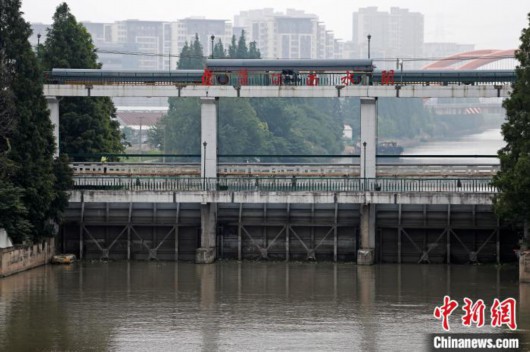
[433,296,517,331]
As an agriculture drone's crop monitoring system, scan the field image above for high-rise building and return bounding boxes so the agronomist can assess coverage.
[235,8,341,59]
[172,17,232,67]
[352,7,424,68]
[107,20,172,70]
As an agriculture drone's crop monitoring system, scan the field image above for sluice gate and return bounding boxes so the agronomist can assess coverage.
[61,202,517,264]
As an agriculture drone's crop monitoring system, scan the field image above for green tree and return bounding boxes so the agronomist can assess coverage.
[178,34,205,69]
[177,41,192,69]
[236,30,249,58]
[213,39,226,59]
[41,3,123,160]
[492,13,530,240]
[248,41,261,59]
[228,35,237,58]
[0,0,68,242]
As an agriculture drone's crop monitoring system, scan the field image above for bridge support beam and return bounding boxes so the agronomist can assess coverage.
[196,203,217,264]
[201,97,218,179]
[358,98,377,265]
[46,97,60,158]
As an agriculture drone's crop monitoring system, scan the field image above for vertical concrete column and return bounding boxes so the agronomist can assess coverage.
[360,97,377,179]
[46,97,60,158]
[358,97,378,265]
[200,97,218,179]
[196,203,217,264]
[358,204,376,265]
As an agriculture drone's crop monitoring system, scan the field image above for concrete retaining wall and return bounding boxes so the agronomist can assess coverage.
[0,238,55,277]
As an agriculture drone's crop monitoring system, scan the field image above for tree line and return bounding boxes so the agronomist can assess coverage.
[0,1,122,243]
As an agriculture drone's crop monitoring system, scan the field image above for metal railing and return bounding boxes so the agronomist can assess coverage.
[70,161,500,178]
[72,176,497,193]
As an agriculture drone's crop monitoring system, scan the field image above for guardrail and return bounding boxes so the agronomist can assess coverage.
[73,176,497,193]
[70,162,500,177]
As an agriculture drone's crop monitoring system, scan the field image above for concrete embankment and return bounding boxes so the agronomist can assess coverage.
[0,238,55,277]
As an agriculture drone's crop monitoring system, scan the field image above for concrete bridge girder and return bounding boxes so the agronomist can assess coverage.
[44,84,512,99]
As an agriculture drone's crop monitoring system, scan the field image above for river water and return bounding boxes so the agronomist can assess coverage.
[401,128,504,164]
[0,262,528,351]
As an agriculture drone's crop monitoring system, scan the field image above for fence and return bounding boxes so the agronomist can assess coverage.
[73,176,497,193]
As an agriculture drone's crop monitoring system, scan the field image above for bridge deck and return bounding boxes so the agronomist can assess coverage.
[44,84,512,98]
[71,176,495,205]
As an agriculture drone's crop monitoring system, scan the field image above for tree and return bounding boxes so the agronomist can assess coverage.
[0,0,68,242]
[228,35,237,58]
[248,41,261,59]
[236,30,249,59]
[41,3,124,160]
[213,39,226,59]
[177,41,192,69]
[492,13,530,240]
[177,34,205,69]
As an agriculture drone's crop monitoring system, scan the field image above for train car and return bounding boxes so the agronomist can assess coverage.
[373,69,516,85]
[46,66,514,86]
[48,68,203,85]
[205,59,374,72]
[205,59,374,86]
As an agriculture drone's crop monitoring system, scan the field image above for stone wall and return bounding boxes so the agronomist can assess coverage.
[0,238,55,277]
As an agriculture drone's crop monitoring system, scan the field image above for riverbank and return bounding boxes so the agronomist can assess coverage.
[0,238,55,277]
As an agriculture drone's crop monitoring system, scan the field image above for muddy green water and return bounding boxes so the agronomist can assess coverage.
[0,262,527,351]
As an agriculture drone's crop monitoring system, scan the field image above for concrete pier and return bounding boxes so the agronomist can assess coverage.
[358,97,377,265]
[358,204,376,265]
[200,97,218,179]
[196,203,217,264]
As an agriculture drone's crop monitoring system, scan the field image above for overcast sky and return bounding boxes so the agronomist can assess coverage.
[21,0,529,49]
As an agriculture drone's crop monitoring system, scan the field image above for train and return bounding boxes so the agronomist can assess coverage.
[46,59,516,86]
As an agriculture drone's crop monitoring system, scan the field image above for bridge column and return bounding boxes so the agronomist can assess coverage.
[46,97,60,158]
[197,98,218,264]
[358,97,377,265]
[201,97,218,178]
[196,203,217,264]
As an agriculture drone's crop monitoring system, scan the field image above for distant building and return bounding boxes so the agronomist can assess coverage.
[352,7,424,68]
[172,18,232,68]
[108,20,172,70]
[234,8,341,59]
[343,124,353,140]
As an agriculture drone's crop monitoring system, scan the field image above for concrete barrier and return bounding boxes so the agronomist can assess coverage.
[0,238,55,277]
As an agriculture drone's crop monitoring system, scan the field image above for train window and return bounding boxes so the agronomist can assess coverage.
[216,74,229,85]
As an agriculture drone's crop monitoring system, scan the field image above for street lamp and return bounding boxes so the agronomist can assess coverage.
[210,35,215,59]
[37,33,41,56]
[203,141,207,190]
[367,34,371,59]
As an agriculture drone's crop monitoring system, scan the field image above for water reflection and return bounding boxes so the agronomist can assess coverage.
[0,262,527,351]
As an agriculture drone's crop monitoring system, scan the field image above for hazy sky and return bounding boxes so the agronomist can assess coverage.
[21,0,529,49]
